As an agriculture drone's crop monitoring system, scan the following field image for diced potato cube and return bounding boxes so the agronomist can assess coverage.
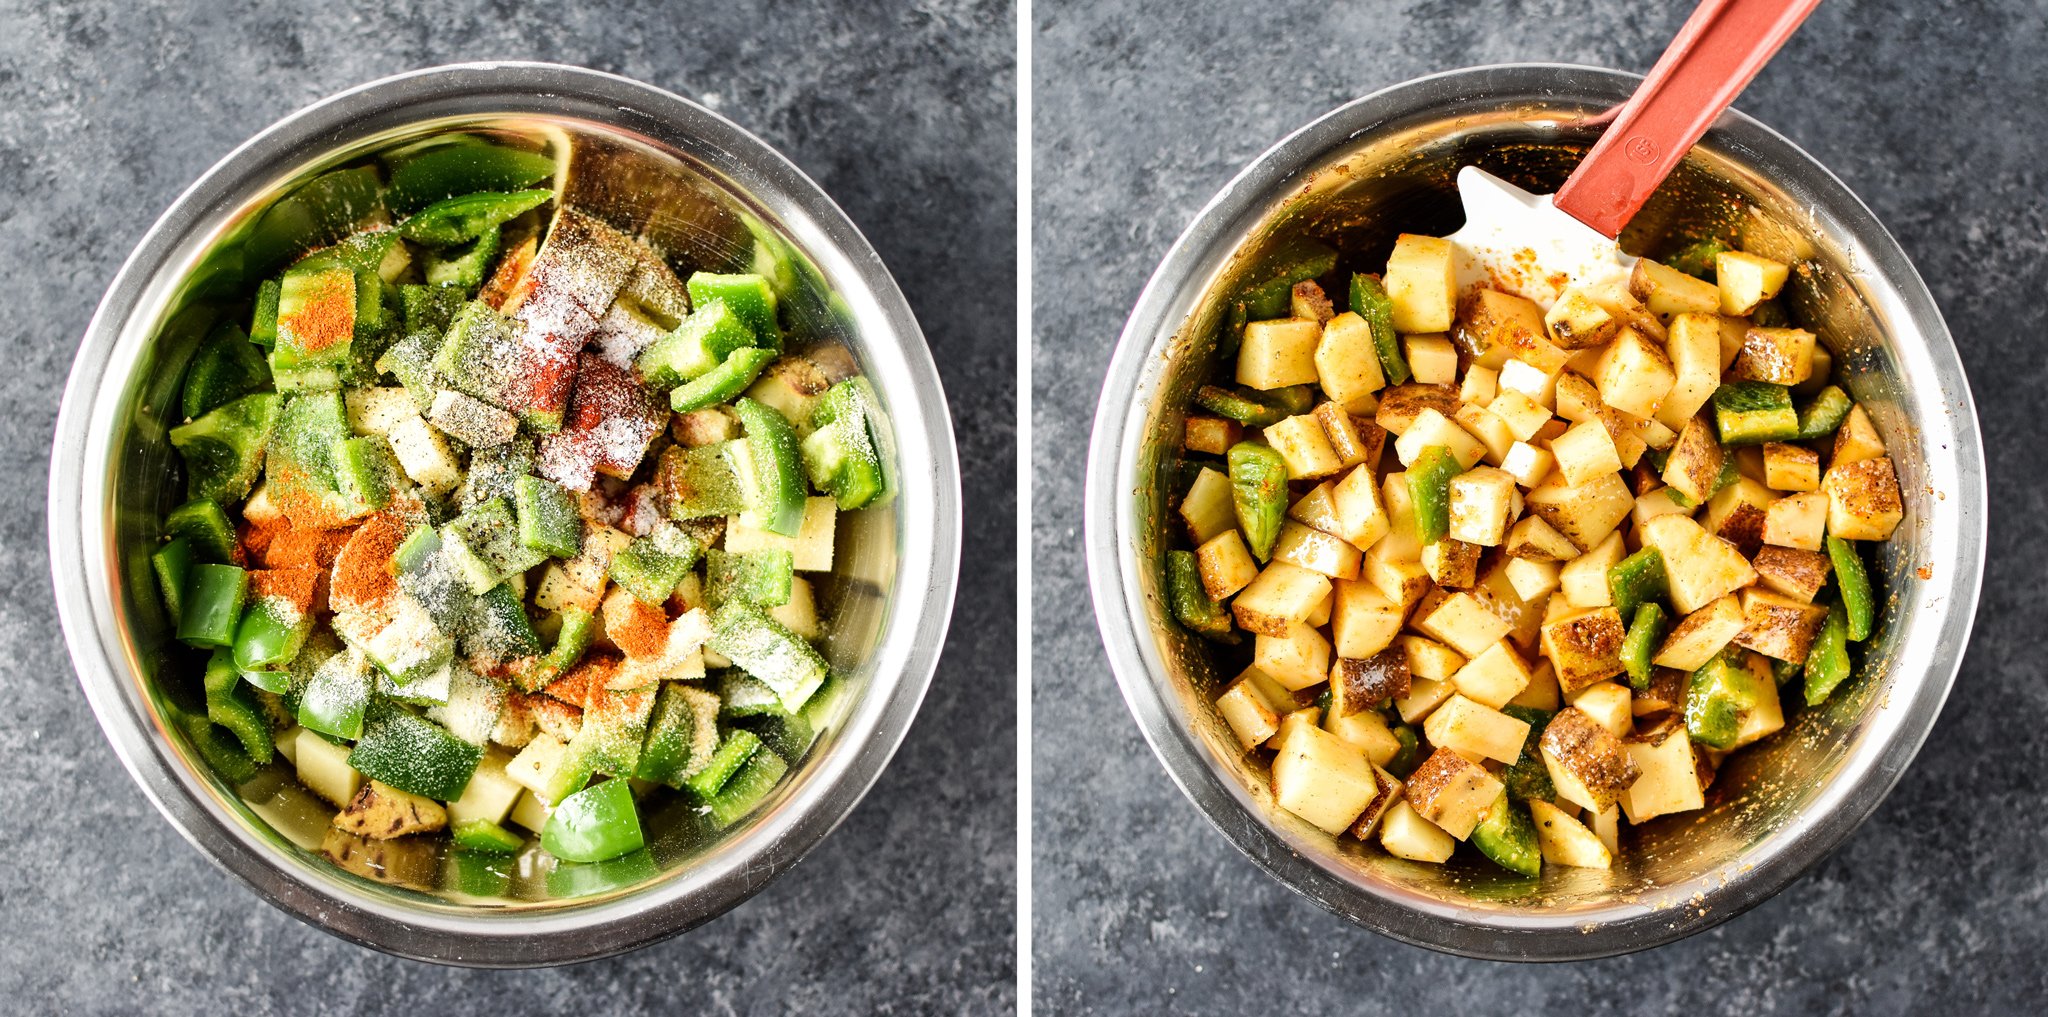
[1330,579,1403,659]
[1379,800,1456,862]
[1399,635,1468,683]
[1179,467,1236,544]
[1640,514,1759,614]
[1656,312,1723,428]
[1823,456,1904,541]
[1558,531,1626,609]
[1404,747,1505,839]
[1621,720,1706,823]
[1632,486,1692,530]
[1453,404,1517,465]
[1424,694,1531,765]
[1715,314,1748,370]
[1732,327,1815,386]
[1272,521,1361,580]
[1630,258,1722,316]
[1395,676,1456,725]
[1753,544,1831,603]
[1593,327,1677,419]
[1314,312,1387,408]
[1236,318,1322,389]
[1544,286,1621,349]
[1414,592,1511,658]
[1362,539,1429,608]
[1271,722,1382,834]
[1524,471,1635,552]
[1548,420,1624,488]
[1447,466,1518,546]
[1570,681,1633,739]
[1460,288,1570,372]
[1290,280,1334,322]
[1762,442,1820,492]
[1404,334,1459,385]
[1497,357,1559,408]
[1325,699,1402,761]
[1503,556,1561,603]
[1329,464,1391,551]
[1449,641,1534,710]
[1421,537,1480,589]
[1735,588,1831,663]
[1730,652,1787,750]
[772,575,823,639]
[1288,482,1343,535]
[1715,250,1789,315]
[1196,529,1260,601]
[345,386,420,436]
[387,415,463,497]
[1488,391,1552,443]
[1183,415,1242,456]
[1459,364,1500,406]
[1703,476,1774,556]
[1306,590,1334,627]
[295,727,364,807]
[1833,405,1886,465]
[1254,623,1332,690]
[1393,408,1487,470]
[1330,648,1411,718]
[1231,560,1333,636]
[1264,413,1344,479]
[1499,441,1554,489]
[725,498,837,571]
[1349,766,1405,839]
[1217,672,1282,749]
[1540,607,1628,693]
[1503,513,1579,563]
[1763,491,1828,551]
[1314,403,1383,469]
[1529,799,1611,869]
[447,750,523,827]
[1373,383,1459,436]
[1539,707,1641,812]
[1656,414,1720,505]
[1652,595,1746,671]
[1385,234,1456,333]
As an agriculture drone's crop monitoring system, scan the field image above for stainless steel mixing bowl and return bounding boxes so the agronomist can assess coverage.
[1086,63,1984,960]
[49,62,960,966]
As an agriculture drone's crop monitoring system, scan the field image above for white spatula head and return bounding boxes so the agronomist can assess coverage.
[1445,166,1637,309]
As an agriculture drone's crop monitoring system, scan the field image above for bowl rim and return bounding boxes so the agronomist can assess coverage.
[49,61,962,967]
[1084,62,1986,960]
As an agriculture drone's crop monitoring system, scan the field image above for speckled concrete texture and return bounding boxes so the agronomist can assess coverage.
[0,2,1013,1013]
[1034,1,2044,1012]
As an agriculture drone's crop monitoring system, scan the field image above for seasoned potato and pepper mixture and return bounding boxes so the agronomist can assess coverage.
[1168,232,1897,875]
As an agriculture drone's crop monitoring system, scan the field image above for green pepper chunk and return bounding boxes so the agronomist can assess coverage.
[424,225,503,289]
[1826,535,1875,641]
[1407,445,1460,546]
[169,393,281,504]
[512,607,596,693]
[1620,603,1670,691]
[1470,794,1542,878]
[1166,549,1236,641]
[459,583,543,664]
[513,475,582,559]
[249,278,282,350]
[1796,385,1854,440]
[348,705,482,801]
[670,347,776,412]
[1384,722,1422,778]
[704,748,790,829]
[451,820,526,854]
[1803,601,1853,706]
[232,596,312,675]
[442,497,550,595]
[178,708,259,786]
[685,272,781,351]
[636,300,757,389]
[708,598,831,714]
[732,397,808,537]
[1666,237,1733,280]
[635,683,717,788]
[332,435,399,514]
[297,648,373,740]
[397,189,552,246]
[152,538,194,628]
[610,523,702,605]
[202,648,274,764]
[1192,384,1297,428]
[1608,547,1669,622]
[1226,441,1289,560]
[801,379,888,510]
[177,563,248,648]
[1685,651,1753,751]
[1712,382,1800,446]
[1348,273,1411,386]
[165,498,238,564]
[1240,238,1338,320]
[684,729,764,799]
[1499,705,1557,803]
[541,779,646,863]
[706,548,795,610]
[182,322,272,420]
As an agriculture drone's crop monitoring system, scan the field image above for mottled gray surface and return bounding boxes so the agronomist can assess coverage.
[0,2,1013,1013]
[1034,1,2044,1013]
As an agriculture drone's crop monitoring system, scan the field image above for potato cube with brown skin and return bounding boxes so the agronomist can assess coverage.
[1735,588,1832,663]
[1764,491,1828,551]
[1657,312,1724,429]
[1753,544,1832,602]
[1500,440,1555,489]
[1363,540,1430,608]
[1662,415,1726,504]
[1270,721,1382,835]
[1215,673,1281,750]
[1394,408,1488,470]
[1386,234,1457,333]
[1762,441,1821,492]
[1315,312,1388,410]
[1504,556,1561,602]
[1290,279,1334,323]
[1399,634,1469,683]
[1704,476,1774,558]
[1272,521,1362,580]
[333,780,448,840]
[1420,538,1479,590]
[1715,250,1790,315]
[1379,800,1456,862]
[1331,647,1411,716]
[1651,594,1746,672]
[1424,694,1532,765]
[1733,328,1816,386]
[1832,405,1887,465]
[1182,415,1242,456]
[1350,766,1406,840]
[1453,404,1517,465]
[1373,383,1459,437]
[1548,420,1624,488]
[1450,640,1534,710]
[1459,364,1500,406]
[1540,607,1628,693]
[1824,456,1904,541]
[1254,623,1332,690]
[1640,514,1760,614]
[1414,591,1512,659]
[1404,747,1505,840]
[1447,466,1518,547]
[1630,258,1722,316]
[1543,286,1621,349]
[1460,288,1572,373]
[1634,667,1688,716]
[1525,470,1635,553]
[1488,391,1553,443]
[1314,403,1383,469]
[1503,514,1579,563]
[1264,414,1343,480]
[1231,561,1333,636]
[1621,718,1705,823]
[1236,318,1323,389]
[1530,800,1612,869]
[1404,334,1460,385]
[1195,530,1260,601]
[1539,707,1642,813]
[1329,465,1391,551]
[1594,328,1677,419]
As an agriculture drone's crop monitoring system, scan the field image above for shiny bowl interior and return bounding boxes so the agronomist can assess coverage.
[1086,64,1984,960]
[50,63,960,966]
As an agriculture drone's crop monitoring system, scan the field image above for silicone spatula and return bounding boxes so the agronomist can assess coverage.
[1447,0,1822,306]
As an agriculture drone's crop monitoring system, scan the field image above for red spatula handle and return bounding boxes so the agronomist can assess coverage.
[1555,0,1821,238]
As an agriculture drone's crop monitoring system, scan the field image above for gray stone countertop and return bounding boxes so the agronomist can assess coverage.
[0,2,1014,1013]
[1034,1,2045,1012]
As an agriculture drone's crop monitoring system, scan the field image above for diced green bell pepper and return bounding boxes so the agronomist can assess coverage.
[431,300,519,408]
[800,378,889,510]
[635,683,718,788]
[670,346,776,413]
[1227,441,1289,560]
[540,778,645,863]
[397,189,552,246]
[1166,549,1235,641]
[719,672,788,719]
[1796,385,1854,441]
[684,729,763,800]
[169,392,281,504]
[1407,445,1460,546]
[232,595,312,674]
[165,498,238,564]
[152,537,194,628]
[661,441,746,520]
[685,272,781,350]
[1803,600,1853,706]
[1384,723,1422,778]
[740,711,816,764]
[1621,603,1670,690]
[451,819,526,854]
[384,140,556,215]
[1826,535,1875,641]
[442,497,549,595]
[706,548,794,610]
[459,583,542,664]
[568,683,660,778]
[732,397,808,537]
[1685,650,1753,751]
[610,523,702,605]
[268,391,357,524]
[249,278,281,350]
[1665,237,1733,280]
[401,283,468,336]
[178,708,260,786]
[424,224,502,290]
[1499,705,1557,802]
[704,747,789,829]
[1349,273,1411,386]
[636,300,757,389]
[511,607,595,693]
[708,598,830,713]
[1608,547,1669,622]
[182,322,271,420]
[333,435,399,514]
[177,563,248,648]
[348,705,483,801]
[202,648,274,764]
[1471,794,1542,878]
[1712,382,1800,446]
[297,648,373,740]
[1192,384,1292,428]
[513,475,582,559]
